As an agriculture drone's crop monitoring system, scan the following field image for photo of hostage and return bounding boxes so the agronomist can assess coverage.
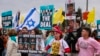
[31,38,36,43]
[30,44,36,50]
[18,44,23,50]
[18,38,22,43]
[37,38,42,50]
[24,38,28,43]
[23,44,28,50]
[66,3,75,16]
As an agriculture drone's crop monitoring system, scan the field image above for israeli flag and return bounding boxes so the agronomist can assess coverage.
[13,11,20,29]
[19,8,40,30]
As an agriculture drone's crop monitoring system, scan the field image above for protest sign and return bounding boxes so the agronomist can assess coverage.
[65,0,75,16]
[39,5,54,30]
[1,11,13,28]
[97,20,100,38]
[18,34,43,54]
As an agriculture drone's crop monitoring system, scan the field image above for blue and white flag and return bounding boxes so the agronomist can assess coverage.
[19,8,40,30]
[13,11,20,29]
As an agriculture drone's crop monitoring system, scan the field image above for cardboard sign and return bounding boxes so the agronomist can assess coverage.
[39,5,54,30]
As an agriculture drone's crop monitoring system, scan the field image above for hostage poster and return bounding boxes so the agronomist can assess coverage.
[65,0,75,16]
[18,34,43,54]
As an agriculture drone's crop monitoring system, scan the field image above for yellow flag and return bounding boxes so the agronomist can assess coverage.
[53,8,65,24]
[19,15,24,25]
[87,8,95,24]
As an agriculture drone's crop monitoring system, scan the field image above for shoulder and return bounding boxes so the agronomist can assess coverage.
[89,37,97,42]
[60,39,66,43]
[78,37,83,40]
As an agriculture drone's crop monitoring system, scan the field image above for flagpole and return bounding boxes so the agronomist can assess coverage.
[86,0,88,26]
[86,0,88,11]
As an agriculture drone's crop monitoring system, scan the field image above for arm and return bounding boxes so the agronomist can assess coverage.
[75,41,80,51]
[45,45,51,51]
[45,39,53,51]
[90,39,100,55]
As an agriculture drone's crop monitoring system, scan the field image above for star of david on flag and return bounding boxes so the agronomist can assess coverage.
[26,19,35,27]
[19,8,40,30]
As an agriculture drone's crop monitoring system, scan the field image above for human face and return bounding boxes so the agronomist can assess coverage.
[31,30,35,35]
[54,32,60,39]
[69,20,74,28]
[68,6,74,14]
[81,29,89,38]
[75,22,80,29]
[22,29,28,34]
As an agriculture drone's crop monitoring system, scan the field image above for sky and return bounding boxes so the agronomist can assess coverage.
[0,0,100,26]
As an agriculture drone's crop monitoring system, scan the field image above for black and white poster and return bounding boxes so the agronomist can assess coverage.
[18,34,43,54]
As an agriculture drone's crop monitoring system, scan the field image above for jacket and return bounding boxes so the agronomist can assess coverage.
[6,36,21,56]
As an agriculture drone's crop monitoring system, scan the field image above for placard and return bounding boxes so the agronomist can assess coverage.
[39,5,54,30]
[18,34,43,53]
[65,2,75,16]
[1,11,13,28]
[97,20,100,38]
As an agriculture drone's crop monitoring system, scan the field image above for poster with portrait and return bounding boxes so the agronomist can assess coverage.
[18,34,30,53]
[39,5,54,30]
[65,0,75,16]
[18,34,43,54]
[36,35,43,53]
[29,35,37,53]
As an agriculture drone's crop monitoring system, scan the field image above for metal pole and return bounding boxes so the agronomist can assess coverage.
[86,0,88,11]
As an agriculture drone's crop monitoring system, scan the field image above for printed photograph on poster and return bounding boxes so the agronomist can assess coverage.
[29,44,37,53]
[23,44,29,50]
[24,37,29,43]
[36,35,42,51]
[18,44,23,50]
[65,2,75,16]
[18,37,23,43]
[37,38,41,50]
[30,44,36,50]
[23,34,29,43]
[30,35,36,44]
[30,38,36,43]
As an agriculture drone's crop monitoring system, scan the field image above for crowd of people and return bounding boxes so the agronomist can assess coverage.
[0,20,100,56]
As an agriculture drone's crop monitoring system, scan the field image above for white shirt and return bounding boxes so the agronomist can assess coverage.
[49,39,69,56]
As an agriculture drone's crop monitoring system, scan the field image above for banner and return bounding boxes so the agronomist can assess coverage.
[1,11,13,28]
[18,34,43,53]
[39,5,54,30]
